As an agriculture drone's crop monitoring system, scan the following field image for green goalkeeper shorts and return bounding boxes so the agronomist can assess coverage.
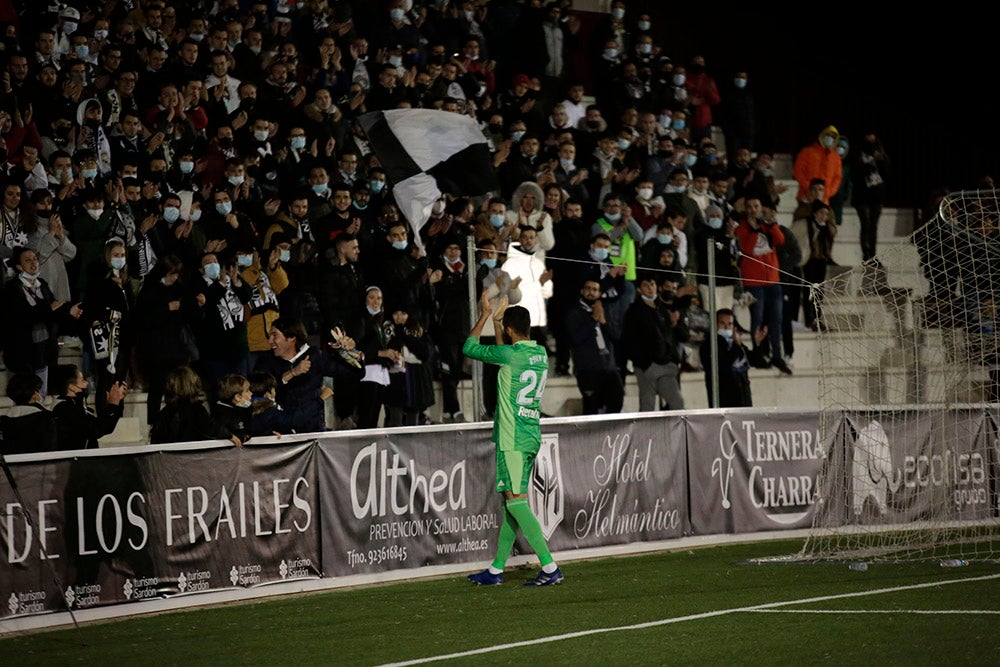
[496,449,536,495]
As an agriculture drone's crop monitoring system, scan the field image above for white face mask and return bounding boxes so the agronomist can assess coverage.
[87,208,104,220]
[638,187,653,200]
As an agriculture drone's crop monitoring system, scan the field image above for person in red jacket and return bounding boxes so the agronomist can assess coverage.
[684,55,721,145]
[792,125,842,205]
[734,196,792,374]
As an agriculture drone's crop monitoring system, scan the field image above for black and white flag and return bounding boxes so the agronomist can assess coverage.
[359,109,497,247]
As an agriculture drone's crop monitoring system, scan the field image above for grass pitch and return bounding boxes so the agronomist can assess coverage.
[2,539,998,666]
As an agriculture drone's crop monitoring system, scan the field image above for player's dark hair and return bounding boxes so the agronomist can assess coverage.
[502,305,531,337]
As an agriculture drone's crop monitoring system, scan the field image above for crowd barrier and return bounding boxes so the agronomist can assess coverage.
[3,407,996,628]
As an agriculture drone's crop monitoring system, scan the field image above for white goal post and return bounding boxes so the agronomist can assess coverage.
[787,190,1000,563]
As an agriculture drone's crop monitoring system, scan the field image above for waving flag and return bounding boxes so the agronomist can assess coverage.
[359,109,498,248]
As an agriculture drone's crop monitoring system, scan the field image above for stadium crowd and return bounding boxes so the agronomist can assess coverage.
[0,0,847,452]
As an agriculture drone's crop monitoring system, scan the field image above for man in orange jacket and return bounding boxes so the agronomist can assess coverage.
[792,125,842,205]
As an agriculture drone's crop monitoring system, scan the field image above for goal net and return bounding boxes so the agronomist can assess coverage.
[794,190,1000,563]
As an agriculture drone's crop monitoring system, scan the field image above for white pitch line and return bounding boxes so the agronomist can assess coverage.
[378,573,1000,667]
[752,609,1000,615]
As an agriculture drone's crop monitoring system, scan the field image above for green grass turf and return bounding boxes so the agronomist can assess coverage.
[2,539,998,666]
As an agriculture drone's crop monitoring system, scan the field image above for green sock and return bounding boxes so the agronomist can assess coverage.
[490,504,518,571]
[505,498,554,567]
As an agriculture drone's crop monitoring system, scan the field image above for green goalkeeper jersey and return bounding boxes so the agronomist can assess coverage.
[463,337,548,453]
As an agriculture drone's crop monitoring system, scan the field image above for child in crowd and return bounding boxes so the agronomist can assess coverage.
[248,370,297,437]
[211,374,253,445]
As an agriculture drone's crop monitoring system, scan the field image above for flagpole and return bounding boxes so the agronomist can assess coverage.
[465,234,483,420]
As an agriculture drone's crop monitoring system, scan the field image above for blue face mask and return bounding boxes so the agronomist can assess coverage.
[685,154,698,167]
[110,256,126,270]
[216,201,233,215]
[75,44,89,59]
[489,213,505,228]
[604,48,618,59]
[367,306,382,316]
[480,257,496,269]
[237,254,253,267]
[82,168,98,180]
[707,216,724,229]
[280,249,291,262]
[734,77,747,89]
[179,160,195,174]
[641,293,657,304]
[617,138,630,151]
[639,43,652,55]
[657,233,672,245]
[511,130,525,142]
[672,119,686,131]
[21,270,39,281]
[822,136,836,149]
[592,247,610,261]
[163,206,180,223]
[228,174,245,186]
[638,20,651,31]
[392,240,408,250]
[605,211,621,223]
[290,136,307,150]
[719,328,734,341]
[311,183,328,194]
[370,179,385,194]
[673,74,686,86]
[203,262,221,279]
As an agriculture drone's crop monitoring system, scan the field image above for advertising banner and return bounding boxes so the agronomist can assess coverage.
[1,441,320,618]
[318,427,498,576]
[5,407,993,623]
[821,409,998,524]
[318,416,691,577]
[534,416,690,551]
[686,410,824,534]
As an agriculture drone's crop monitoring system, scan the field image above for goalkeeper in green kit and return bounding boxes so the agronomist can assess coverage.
[462,292,564,586]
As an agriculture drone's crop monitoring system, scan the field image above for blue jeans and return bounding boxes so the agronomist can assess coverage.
[746,283,783,360]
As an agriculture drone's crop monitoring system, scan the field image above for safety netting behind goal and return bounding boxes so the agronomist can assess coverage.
[790,190,1000,563]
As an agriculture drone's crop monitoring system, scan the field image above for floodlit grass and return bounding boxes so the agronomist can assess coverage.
[2,539,999,666]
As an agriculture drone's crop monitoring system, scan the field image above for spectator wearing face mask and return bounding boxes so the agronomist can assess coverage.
[190,250,254,398]
[211,374,254,445]
[792,125,843,205]
[474,197,517,253]
[238,239,290,371]
[50,363,127,450]
[700,308,768,408]
[80,237,136,412]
